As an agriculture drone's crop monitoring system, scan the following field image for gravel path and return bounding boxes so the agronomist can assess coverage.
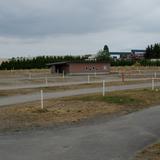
[0,105,160,160]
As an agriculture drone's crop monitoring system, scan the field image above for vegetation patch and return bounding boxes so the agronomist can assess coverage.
[102,96,140,105]
[134,142,160,160]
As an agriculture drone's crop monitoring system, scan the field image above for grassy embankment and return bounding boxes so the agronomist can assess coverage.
[0,88,160,132]
[135,142,160,160]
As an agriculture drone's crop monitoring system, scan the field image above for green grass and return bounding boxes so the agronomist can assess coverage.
[101,96,140,105]
[68,88,160,106]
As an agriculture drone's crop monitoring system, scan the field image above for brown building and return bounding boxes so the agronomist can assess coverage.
[47,62,110,74]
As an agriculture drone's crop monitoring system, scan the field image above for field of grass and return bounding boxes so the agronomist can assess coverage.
[135,142,160,160]
[0,88,160,132]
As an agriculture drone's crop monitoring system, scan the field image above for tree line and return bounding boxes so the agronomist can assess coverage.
[145,43,160,59]
[1,43,160,70]
[0,45,111,70]
[0,55,86,70]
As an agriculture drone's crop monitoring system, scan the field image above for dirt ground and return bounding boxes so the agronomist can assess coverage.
[134,142,160,160]
[0,88,160,132]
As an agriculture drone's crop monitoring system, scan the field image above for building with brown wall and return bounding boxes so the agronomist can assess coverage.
[47,62,110,74]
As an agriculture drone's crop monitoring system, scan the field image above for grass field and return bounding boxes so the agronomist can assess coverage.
[0,88,160,132]
[135,142,160,160]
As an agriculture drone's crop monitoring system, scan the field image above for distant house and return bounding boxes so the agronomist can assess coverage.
[47,61,110,74]
[85,54,97,61]
[130,49,146,60]
[110,52,131,60]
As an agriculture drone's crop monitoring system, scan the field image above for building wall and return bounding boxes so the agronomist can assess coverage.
[69,63,110,73]
[51,66,56,73]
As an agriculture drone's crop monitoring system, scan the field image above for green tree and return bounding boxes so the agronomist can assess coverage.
[144,43,160,59]
[96,45,110,61]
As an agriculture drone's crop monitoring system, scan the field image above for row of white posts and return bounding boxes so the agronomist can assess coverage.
[40,74,159,109]
[28,73,98,85]
[40,77,159,109]
[40,80,106,109]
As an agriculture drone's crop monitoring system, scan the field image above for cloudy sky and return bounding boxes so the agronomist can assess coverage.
[0,0,160,57]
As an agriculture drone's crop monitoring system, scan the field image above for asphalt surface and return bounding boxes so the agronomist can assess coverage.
[0,105,160,160]
[0,82,160,107]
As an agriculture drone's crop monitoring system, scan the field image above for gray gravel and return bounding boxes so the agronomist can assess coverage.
[0,105,160,160]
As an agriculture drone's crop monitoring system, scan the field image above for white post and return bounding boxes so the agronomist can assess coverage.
[154,72,157,78]
[139,70,141,74]
[62,70,65,79]
[152,78,155,90]
[29,73,31,80]
[45,76,48,86]
[41,90,44,109]
[94,72,97,78]
[103,80,105,96]
[88,75,90,83]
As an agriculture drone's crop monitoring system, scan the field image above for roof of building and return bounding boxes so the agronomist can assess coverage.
[110,52,131,57]
[131,49,146,53]
[47,61,110,66]
[46,61,69,66]
[110,52,131,55]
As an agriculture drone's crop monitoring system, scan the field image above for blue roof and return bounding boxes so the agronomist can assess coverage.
[131,49,145,52]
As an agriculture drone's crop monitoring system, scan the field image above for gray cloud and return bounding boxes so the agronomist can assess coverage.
[2,0,159,38]
[0,0,160,57]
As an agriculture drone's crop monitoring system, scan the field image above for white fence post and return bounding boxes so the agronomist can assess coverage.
[41,90,44,109]
[88,75,90,83]
[103,80,105,96]
[94,72,97,78]
[29,73,31,80]
[152,78,155,90]
[62,70,65,79]
[139,70,141,75]
[154,72,157,78]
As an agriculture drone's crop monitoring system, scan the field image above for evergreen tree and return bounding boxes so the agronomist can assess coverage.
[96,45,110,61]
[144,43,160,59]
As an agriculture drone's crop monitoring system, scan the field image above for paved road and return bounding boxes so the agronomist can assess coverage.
[0,105,160,160]
[0,82,160,107]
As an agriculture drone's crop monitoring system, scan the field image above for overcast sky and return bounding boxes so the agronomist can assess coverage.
[0,0,160,57]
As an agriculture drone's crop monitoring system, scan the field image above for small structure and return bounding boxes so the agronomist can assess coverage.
[110,52,131,60]
[130,49,146,60]
[47,61,110,74]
